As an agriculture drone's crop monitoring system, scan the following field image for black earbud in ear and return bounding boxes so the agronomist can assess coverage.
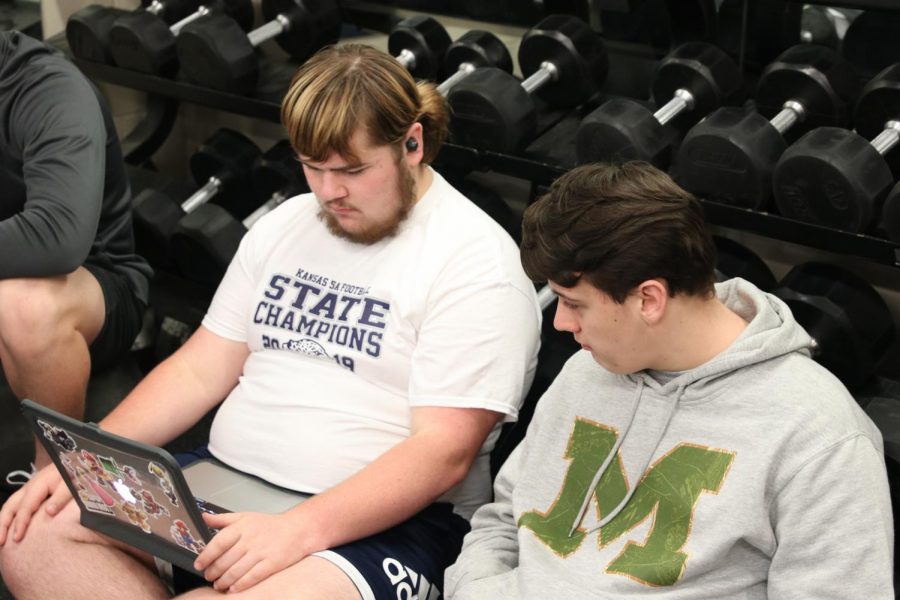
[405,138,419,152]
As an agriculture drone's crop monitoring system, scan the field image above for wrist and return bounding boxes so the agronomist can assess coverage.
[284,500,332,555]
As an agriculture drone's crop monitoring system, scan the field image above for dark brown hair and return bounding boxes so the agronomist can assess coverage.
[281,44,448,163]
[521,162,717,302]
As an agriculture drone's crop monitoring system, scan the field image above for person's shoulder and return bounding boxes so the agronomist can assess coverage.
[422,176,524,277]
[745,352,881,445]
[6,38,100,123]
[429,176,518,245]
[13,37,88,89]
[547,350,615,395]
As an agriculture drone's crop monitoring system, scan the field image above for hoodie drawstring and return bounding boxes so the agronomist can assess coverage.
[568,380,684,537]
[567,379,644,537]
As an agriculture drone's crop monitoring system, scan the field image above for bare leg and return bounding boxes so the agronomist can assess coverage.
[178,556,362,600]
[0,268,105,467]
[0,500,169,600]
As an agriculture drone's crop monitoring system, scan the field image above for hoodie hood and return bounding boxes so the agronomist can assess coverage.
[569,278,815,535]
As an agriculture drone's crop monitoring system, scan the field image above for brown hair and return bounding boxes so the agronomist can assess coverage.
[281,44,448,163]
[521,162,717,302]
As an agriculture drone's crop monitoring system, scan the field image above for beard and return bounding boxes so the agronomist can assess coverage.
[317,160,418,245]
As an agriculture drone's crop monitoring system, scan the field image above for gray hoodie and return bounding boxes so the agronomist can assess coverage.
[446,278,894,599]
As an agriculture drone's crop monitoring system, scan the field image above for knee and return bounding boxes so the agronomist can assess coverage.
[0,532,28,592]
[0,278,68,357]
[0,509,51,589]
[0,502,80,591]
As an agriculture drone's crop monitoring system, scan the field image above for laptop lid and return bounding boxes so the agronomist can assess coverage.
[21,399,214,576]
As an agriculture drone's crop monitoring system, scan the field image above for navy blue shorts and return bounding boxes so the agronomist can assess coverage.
[170,449,470,599]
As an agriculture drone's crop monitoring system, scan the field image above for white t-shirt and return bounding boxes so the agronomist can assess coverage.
[202,170,541,519]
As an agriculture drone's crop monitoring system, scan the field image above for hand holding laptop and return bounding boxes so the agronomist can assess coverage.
[0,463,72,546]
[194,510,313,592]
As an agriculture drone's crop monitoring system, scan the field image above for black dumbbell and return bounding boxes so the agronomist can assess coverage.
[169,140,308,286]
[108,0,254,76]
[841,10,900,78]
[773,262,895,390]
[576,42,741,168]
[436,30,512,96]
[674,44,859,210]
[133,129,261,267]
[175,0,341,94]
[772,63,900,233]
[713,236,777,291]
[389,15,452,81]
[448,14,608,154]
[66,0,197,65]
[800,5,839,49]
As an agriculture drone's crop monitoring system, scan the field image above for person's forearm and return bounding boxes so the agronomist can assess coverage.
[99,328,246,445]
[99,357,218,446]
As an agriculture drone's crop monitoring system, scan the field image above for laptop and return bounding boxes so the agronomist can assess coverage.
[21,399,308,576]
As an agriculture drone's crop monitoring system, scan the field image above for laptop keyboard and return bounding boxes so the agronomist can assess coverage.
[193,497,229,535]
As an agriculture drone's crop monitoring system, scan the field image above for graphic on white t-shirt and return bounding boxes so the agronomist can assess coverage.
[253,266,391,373]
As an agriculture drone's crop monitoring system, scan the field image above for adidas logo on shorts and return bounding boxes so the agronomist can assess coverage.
[382,557,440,599]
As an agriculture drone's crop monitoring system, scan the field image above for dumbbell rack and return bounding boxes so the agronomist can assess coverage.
[49,2,900,270]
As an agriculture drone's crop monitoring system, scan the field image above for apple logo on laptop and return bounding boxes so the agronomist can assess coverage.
[112,479,138,505]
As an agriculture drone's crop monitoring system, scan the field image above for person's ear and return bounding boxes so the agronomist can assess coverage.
[636,279,668,325]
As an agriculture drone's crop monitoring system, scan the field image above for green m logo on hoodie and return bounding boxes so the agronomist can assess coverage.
[519,417,734,586]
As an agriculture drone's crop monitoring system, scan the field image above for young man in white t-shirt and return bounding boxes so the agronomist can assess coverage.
[0,44,541,600]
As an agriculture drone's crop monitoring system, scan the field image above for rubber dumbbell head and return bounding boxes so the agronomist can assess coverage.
[69,0,199,65]
[437,30,512,96]
[853,63,900,177]
[172,206,250,286]
[132,129,261,267]
[389,15,452,81]
[577,42,741,167]
[517,13,609,108]
[800,4,838,48]
[170,140,308,285]
[773,262,895,390]
[841,10,900,78]
[109,0,254,76]
[773,126,898,232]
[772,63,900,232]
[713,236,777,291]
[177,0,340,94]
[251,140,305,201]
[448,14,607,154]
[674,44,859,209]
[66,5,132,64]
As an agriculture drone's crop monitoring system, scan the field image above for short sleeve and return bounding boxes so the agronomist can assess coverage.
[201,231,259,342]
[408,277,540,421]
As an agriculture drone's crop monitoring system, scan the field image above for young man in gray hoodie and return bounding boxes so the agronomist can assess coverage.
[445,161,894,598]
